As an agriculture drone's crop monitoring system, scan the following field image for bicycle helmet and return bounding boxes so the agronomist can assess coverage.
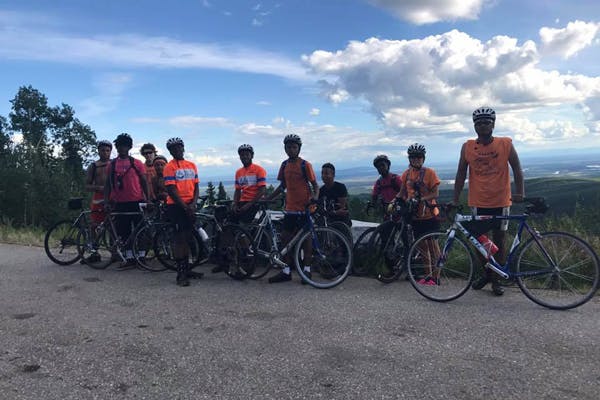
[407,143,426,158]
[114,133,133,148]
[166,137,184,150]
[237,144,254,155]
[472,107,496,122]
[97,140,112,149]
[373,154,391,167]
[283,133,302,146]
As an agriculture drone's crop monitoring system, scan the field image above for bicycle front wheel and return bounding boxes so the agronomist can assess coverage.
[77,227,114,270]
[516,231,600,310]
[44,220,82,265]
[407,231,474,302]
[295,226,352,289]
[133,224,167,272]
[352,227,377,276]
[154,224,203,271]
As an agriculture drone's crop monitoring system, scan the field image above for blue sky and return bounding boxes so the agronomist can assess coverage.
[1,0,599,179]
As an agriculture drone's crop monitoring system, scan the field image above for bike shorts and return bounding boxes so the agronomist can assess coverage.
[90,192,106,224]
[466,207,510,236]
[412,218,440,239]
[282,213,304,233]
[229,202,259,225]
[166,204,194,232]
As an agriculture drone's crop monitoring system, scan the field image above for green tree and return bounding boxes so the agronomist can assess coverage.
[206,181,216,205]
[217,181,228,201]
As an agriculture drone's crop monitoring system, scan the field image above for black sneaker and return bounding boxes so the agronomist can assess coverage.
[471,275,489,290]
[301,270,312,285]
[491,281,504,296]
[187,270,204,279]
[176,272,190,286]
[268,271,292,283]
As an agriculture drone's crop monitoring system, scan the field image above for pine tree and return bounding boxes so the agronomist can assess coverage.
[217,181,228,201]
[206,181,216,205]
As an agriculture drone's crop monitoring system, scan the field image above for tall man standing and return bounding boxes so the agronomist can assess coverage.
[453,107,525,296]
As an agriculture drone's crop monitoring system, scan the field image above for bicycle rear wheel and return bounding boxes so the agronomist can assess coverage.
[352,227,376,276]
[133,224,167,272]
[44,220,82,265]
[77,227,114,270]
[407,231,474,302]
[242,228,274,280]
[295,226,352,289]
[516,231,600,310]
[371,222,407,283]
[154,224,203,271]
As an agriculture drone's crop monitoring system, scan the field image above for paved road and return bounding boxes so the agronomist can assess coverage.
[1,243,599,400]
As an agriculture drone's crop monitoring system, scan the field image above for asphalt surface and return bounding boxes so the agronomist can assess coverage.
[1,243,599,400]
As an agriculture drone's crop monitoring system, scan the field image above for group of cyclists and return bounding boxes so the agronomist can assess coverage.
[86,107,525,292]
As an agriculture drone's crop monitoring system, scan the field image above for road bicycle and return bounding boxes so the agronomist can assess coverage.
[406,197,600,310]
[240,201,353,289]
[44,197,92,265]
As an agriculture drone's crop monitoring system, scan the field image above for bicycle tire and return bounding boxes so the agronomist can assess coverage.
[244,228,274,280]
[516,231,600,310]
[370,221,407,283]
[133,224,167,272]
[329,221,353,245]
[295,226,352,289]
[407,231,474,302]
[77,226,113,270]
[217,224,254,280]
[352,227,377,276]
[154,224,203,271]
[44,220,82,265]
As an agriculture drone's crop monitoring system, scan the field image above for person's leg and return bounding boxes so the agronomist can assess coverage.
[268,214,296,283]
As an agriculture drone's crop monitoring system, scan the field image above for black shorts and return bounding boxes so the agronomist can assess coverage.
[229,203,259,225]
[412,218,440,239]
[282,213,305,233]
[464,207,510,236]
[166,204,194,232]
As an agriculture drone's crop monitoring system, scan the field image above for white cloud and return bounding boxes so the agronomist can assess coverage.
[257,100,271,106]
[252,18,263,27]
[309,108,320,116]
[0,12,308,81]
[304,25,600,144]
[368,0,488,24]
[539,20,600,59]
[79,72,134,117]
[169,116,230,127]
[191,154,232,167]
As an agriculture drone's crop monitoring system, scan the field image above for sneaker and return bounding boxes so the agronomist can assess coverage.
[417,277,437,286]
[472,275,489,290]
[176,272,190,287]
[268,271,292,283]
[301,271,312,285]
[211,265,225,273]
[491,281,504,296]
[117,259,137,270]
[187,270,204,279]
[82,252,101,264]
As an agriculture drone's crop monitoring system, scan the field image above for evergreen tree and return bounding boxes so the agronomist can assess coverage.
[217,181,228,201]
[206,181,216,205]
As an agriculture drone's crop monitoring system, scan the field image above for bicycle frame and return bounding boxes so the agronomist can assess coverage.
[448,213,555,280]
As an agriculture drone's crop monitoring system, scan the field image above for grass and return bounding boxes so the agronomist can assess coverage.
[0,223,45,247]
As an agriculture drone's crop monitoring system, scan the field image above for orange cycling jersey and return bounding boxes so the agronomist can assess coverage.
[235,163,267,202]
[277,158,316,212]
[464,136,513,208]
[400,167,440,220]
[163,159,199,205]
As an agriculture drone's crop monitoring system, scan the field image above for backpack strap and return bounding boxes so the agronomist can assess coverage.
[281,159,310,188]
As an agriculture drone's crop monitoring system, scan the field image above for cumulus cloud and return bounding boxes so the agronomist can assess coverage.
[304,24,600,144]
[368,0,488,24]
[539,20,600,58]
[0,11,308,81]
[309,108,320,116]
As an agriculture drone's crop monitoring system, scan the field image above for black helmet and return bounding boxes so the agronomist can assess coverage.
[407,143,426,158]
[166,137,184,150]
[472,106,496,122]
[114,133,133,148]
[373,154,391,168]
[283,133,302,146]
[97,140,112,149]
[237,144,254,155]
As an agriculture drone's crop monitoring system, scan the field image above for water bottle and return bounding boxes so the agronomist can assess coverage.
[197,226,209,243]
[477,234,498,257]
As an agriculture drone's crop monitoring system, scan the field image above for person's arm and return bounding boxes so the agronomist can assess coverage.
[103,163,112,207]
[420,185,440,202]
[267,184,284,200]
[139,174,149,201]
[309,180,319,202]
[85,164,100,192]
[508,143,525,202]
[453,143,468,205]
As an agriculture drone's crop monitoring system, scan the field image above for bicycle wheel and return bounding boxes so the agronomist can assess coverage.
[243,228,274,280]
[220,224,256,280]
[329,221,353,245]
[516,231,600,310]
[44,220,82,265]
[407,231,474,302]
[352,227,377,276]
[295,226,352,289]
[77,226,114,270]
[154,224,203,271]
[371,222,407,283]
[133,224,167,272]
